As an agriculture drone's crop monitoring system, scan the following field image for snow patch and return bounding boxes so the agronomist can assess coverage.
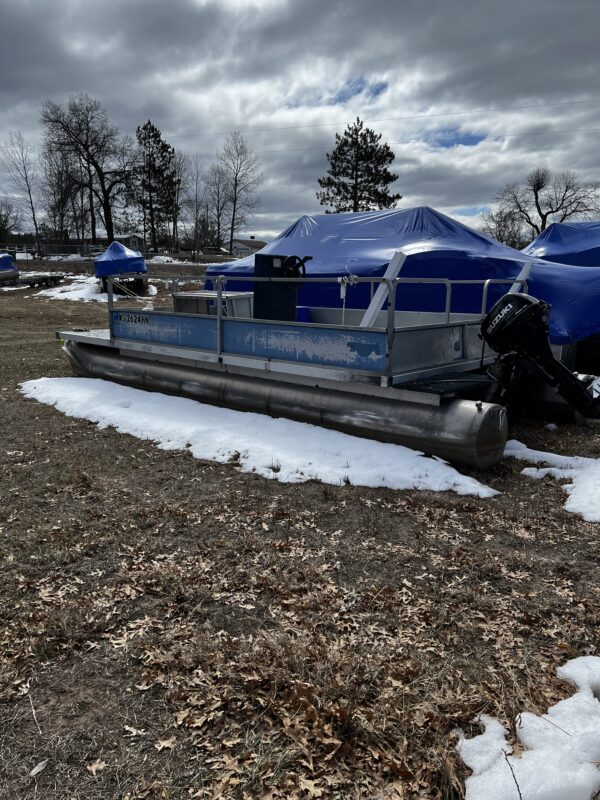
[505,439,600,522]
[147,255,190,265]
[458,656,600,800]
[34,275,110,303]
[459,715,510,776]
[46,253,85,261]
[19,377,497,497]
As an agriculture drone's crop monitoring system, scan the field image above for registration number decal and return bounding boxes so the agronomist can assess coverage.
[115,312,149,325]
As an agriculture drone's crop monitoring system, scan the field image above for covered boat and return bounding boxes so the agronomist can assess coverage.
[208,207,600,345]
[0,252,18,284]
[523,221,600,266]
[95,241,148,295]
[95,241,146,277]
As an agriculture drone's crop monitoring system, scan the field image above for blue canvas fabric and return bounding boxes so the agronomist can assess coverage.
[208,207,600,344]
[0,252,14,271]
[523,221,600,266]
[95,241,146,277]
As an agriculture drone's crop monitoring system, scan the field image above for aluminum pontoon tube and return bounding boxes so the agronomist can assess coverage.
[64,341,508,469]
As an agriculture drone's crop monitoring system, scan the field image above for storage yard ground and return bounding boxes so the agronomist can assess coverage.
[1,286,599,799]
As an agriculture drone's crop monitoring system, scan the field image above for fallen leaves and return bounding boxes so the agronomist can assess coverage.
[124,724,146,737]
[154,735,177,752]
[2,427,599,799]
[29,759,49,778]
[87,758,107,776]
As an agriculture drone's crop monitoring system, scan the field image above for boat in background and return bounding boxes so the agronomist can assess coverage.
[208,207,600,350]
[95,241,148,296]
[523,221,600,266]
[0,252,19,284]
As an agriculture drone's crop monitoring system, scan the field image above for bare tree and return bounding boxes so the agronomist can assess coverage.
[40,144,77,239]
[2,131,40,250]
[0,197,21,240]
[481,206,529,250]
[182,154,208,255]
[218,131,262,254]
[170,151,188,252]
[40,94,132,243]
[495,167,600,239]
[204,162,231,248]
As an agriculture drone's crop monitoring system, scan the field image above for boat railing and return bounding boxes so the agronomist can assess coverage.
[200,273,528,327]
[102,273,529,385]
[107,273,528,350]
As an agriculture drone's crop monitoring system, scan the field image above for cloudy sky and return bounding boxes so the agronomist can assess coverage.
[1,0,599,240]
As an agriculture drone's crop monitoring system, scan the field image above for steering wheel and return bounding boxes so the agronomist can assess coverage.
[281,255,311,278]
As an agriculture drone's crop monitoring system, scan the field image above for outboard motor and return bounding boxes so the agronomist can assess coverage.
[481,293,600,417]
[253,253,312,321]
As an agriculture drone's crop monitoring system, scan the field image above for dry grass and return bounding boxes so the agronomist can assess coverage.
[0,290,599,798]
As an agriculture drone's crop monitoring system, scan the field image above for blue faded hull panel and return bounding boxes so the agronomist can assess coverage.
[111,310,217,350]
[222,318,385,371]
[110,310,386,372]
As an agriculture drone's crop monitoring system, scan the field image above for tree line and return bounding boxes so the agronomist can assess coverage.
[0,94,262,253]
[2,102,600,252]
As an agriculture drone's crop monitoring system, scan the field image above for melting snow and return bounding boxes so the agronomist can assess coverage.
[20,377,497,497]
[147,255,190,265]
[458,656,600,800]
[505,439,600,522]
[34,276,157,303]
[35,275,108,302]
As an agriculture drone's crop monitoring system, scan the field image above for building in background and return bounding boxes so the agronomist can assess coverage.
[231,237,267,258]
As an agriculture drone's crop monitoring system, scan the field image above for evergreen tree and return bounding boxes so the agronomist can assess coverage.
[317,118,401,213]
[133,121,177,251]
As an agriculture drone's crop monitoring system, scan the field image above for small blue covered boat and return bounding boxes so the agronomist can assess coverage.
[95,242,148,295]
[0,252,18,284]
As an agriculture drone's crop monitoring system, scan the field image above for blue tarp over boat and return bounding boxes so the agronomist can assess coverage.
[0,252,18,282]
[208,207,600,344]
[95,242,146,278]
[0,252,14,271]
[523,221,600,266]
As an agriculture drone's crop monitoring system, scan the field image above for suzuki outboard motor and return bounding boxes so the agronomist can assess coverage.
[481,293,600,417]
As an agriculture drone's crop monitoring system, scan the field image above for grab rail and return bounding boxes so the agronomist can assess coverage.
[107,273,529,356]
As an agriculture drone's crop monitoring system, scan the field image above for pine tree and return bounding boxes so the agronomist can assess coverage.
[317,118,401,213]
[133,121,177,252]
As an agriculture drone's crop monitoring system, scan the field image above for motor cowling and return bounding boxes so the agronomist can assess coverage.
[481,293,553,360]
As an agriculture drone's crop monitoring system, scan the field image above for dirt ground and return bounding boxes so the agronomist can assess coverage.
[0,281,599,799]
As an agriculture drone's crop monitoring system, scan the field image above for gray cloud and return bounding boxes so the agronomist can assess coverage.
[1,0,599,239]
